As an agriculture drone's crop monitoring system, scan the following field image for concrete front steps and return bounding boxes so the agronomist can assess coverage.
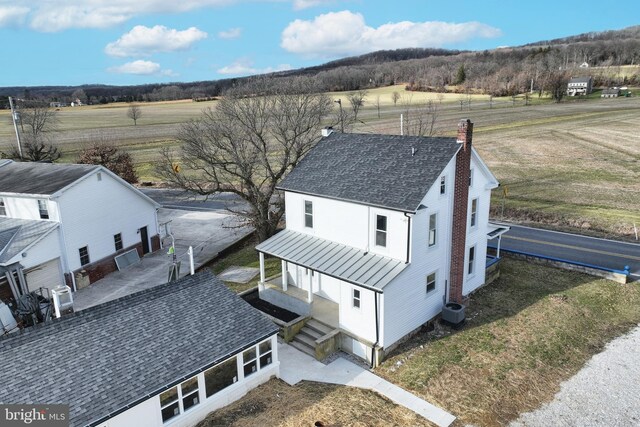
[289,318,334,358]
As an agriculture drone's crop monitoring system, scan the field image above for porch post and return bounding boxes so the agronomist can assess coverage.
[496,235,502,258]
[281,260,288,291]
[307,270,313,303]
[259,252,265,283]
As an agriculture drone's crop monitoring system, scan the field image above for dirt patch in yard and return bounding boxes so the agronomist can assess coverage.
[196,378,435,427]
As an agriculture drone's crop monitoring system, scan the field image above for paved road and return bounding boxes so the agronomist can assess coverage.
[491,223,640,279]
[141,188,248,212]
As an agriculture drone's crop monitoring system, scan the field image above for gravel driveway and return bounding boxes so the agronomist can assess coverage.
[511,324,640,427]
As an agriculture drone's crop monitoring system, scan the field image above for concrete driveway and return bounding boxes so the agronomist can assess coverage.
[73,208,252,311]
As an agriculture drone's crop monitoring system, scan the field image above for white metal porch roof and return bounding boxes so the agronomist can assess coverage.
[255,230,407,292]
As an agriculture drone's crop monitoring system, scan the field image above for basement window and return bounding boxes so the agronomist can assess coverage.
[79,246,90,266]
[304,200,313,228]
[0,198,5,216]
[426,272,436,293]
[375,215,387,247]
[352,288,361,309]
[37,199,49,219]
[204,356,238,398]
[114,233,123,251]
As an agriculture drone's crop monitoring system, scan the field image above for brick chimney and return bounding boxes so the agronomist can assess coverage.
[449,119,473,304]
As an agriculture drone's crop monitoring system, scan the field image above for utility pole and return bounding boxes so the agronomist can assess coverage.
[400,113,403,135]
[334,99,344,132]
[8,97,23,160]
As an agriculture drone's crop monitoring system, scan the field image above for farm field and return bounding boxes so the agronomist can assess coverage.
[1,88,638,237]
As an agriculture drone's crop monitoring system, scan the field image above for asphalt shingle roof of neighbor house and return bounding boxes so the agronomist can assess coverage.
[0,160,98,195]
[568,76,592,84]
[0,270,279,427]
[278,132,461,212]
[0,217,59,264]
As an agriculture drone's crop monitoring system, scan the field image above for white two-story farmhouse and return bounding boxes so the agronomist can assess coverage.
[256,120,507,365]
[0,160,160,302]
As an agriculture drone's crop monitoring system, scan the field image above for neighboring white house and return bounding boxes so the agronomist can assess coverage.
[256,120,507,365]
[0,271,280,427]
[567,76,593,96]
[0,160,160,302]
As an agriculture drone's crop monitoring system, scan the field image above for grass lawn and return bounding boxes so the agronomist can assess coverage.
[206,240,280,293]
[196,378,435,427]
[376,258,640,426]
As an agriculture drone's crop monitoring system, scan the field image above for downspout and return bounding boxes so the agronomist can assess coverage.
[403,212,412,264]
[370,291,380,368]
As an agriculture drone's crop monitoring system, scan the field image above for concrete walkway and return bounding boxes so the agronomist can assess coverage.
[74,208,252,311]
[278,342,456,427]
[511,324,640,427]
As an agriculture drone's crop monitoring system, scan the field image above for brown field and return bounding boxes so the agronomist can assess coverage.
[1,89,638,236]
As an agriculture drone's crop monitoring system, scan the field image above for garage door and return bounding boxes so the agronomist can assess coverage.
[25,258,63,294]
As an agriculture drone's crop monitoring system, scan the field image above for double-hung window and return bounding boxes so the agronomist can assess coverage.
[468,246,476,276]
[243,347,258,377]
[259,340,273,368]
[470,198,478,228]
[38,199,49,219]
[79,246,90,266]
[440,176,446,195]
[428,213,437,247]
[426,272,436,293]
[375,215,387,247]
[0,198,5,216]
[469,169,474,187]
[114,233,123,251]
[352,288,361,309]
[304,200,313,228]
[159,376,200,423]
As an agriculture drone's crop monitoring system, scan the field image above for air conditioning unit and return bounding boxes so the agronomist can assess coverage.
[51,285,74,318]
[441,302,465,327]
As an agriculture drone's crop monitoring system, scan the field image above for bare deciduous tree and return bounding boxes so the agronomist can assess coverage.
[77,141,138,184]
[127,104,142,125]
[375,95,381,119]
[156,78,333,242]
[347,89,367,122]
[391,91,400,106]
[4,100,61,162]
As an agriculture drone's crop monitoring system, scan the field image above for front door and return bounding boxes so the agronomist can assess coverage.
[140,226,150,255]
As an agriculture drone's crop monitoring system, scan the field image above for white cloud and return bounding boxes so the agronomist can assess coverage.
[218,27,242,39]
[105,25,207,57]
[0,6,30,27]
[0,0,333,31]
[292,0,335,10]
[217,58,292,76]
[281,10,502,57]
[108,60,168,75]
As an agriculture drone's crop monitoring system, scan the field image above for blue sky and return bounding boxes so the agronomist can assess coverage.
[0,0,637,87]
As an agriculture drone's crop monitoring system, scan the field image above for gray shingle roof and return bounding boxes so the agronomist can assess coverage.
[0,271,278,427]
[569,76,592,84]
[278,133,460,212]
[0,161,98,195]
[256,229,406,291]
[0,217,59,264]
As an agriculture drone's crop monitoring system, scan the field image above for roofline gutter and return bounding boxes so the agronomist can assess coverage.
[255,248,385,294]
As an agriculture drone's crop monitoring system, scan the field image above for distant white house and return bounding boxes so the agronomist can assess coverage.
[256,120,507,365]
[0,271,280,427]
[0,160,160,302]
[567,76,593,96]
